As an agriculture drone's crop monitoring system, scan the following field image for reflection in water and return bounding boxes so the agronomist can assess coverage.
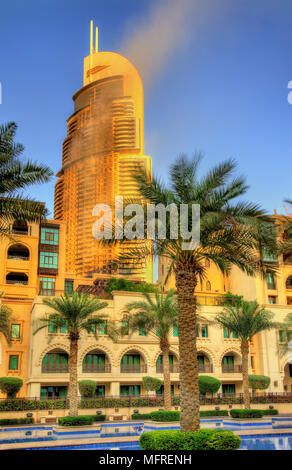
[240,436,292,450]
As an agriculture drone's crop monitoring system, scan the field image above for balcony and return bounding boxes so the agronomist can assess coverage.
[42,364,68,373]
[120,364,147,373]
[82,364,111,373]
[199,364,213,373]
[156,364,179,373]
[222,364,242,373]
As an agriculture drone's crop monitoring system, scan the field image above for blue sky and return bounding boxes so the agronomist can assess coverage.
[1,0,292,217]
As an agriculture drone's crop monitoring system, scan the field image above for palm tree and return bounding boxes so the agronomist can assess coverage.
[103,154,281,431]
[0,304,12,344]
[33,292,117,416]
[216,300,278,409]
[0,122,52,236]
[123,289,178,410]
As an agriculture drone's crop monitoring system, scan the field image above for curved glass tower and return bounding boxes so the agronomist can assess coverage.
[54,22,153,280]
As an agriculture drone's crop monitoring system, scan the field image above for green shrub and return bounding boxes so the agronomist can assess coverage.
[140,430,183,450]
[200,409,229,417]
[262,409,279,416]
[142,376,163,392]
[79,398,103,409]
[203,430,241,450]
[0,417,34,425]
[230,409,264,419]
[248,375,271,391]
[0,377,23,398]
[132,413,152,420]
[199,376,221,395]
[58,415,95,426]
[105,277,156,294]
[150,411,180,422]
[139,429,241,450]
[78,380,97,398]
[93,414,106,421]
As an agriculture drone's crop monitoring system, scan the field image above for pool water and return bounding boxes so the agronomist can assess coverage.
[1,419,292,450]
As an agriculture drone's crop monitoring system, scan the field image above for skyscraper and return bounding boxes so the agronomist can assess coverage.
[54,22,153,280]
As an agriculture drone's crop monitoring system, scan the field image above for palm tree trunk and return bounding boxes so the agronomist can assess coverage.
[161,345,172,411]
[241,340,250,409]
[175,267,200,432]
[68,338,79,416]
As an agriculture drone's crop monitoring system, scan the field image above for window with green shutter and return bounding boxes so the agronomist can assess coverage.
[98,321,107,335]
[39,252,58,269]
[279,330,285,342]
[139,328,146,336]
[64,279,74,295]
[40,277,55,296]
[41,228,59,245]
[201,325,208,338]
[48,316,58,333]
[173,326,178,337]
[60,322,68,334]
[9,355,19,370]
[121,320,129,334]
[223,328,230,338]
[11,324,20,339]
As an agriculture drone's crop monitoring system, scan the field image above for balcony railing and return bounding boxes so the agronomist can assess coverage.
[6,280,28,285]
[156,364,179,373]
[39,288,56,296]
[120,364,147,373]
[7,255,29,261]
[3,393,292,411]
[82,364,111,373]
[199,364,213,373]
[42,364,69,373]
[222,364,242,373]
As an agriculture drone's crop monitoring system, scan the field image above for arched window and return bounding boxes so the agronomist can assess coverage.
[7,244,29,261]
[120,352,147,373]
[206,281,211,291]
[286,275,292,290]
[6,272,28,285]
[82,351,111,373]
[42,351,68,373]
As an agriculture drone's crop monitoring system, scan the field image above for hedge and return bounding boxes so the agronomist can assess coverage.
[262,409,279,416]
[0,417,34,426]
[200,410,229,417]
[58,415,95,426]
[150,411,180,422]
[132,413,152,420]
[93,414,106,421]
[133,410,229,421]
[140,429,241,450]
[230,409,264,419]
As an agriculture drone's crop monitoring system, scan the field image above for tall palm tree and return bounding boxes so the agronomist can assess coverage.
[0,122,52,236]
[33,292,117,416]
[216,300,278,409]
[102,154,281,431]
[123,289,178,410]
[0,304,13,344]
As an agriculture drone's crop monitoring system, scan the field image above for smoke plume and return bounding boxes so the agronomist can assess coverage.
[121,0,198,85]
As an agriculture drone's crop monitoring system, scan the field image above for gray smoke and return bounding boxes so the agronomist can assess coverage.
[121,0,198,85]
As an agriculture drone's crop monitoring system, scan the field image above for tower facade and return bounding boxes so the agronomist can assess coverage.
[54,23,152,280]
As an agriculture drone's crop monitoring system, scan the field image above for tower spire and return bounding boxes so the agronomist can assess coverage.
[90,20,93,55]
[95,26,98,53]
